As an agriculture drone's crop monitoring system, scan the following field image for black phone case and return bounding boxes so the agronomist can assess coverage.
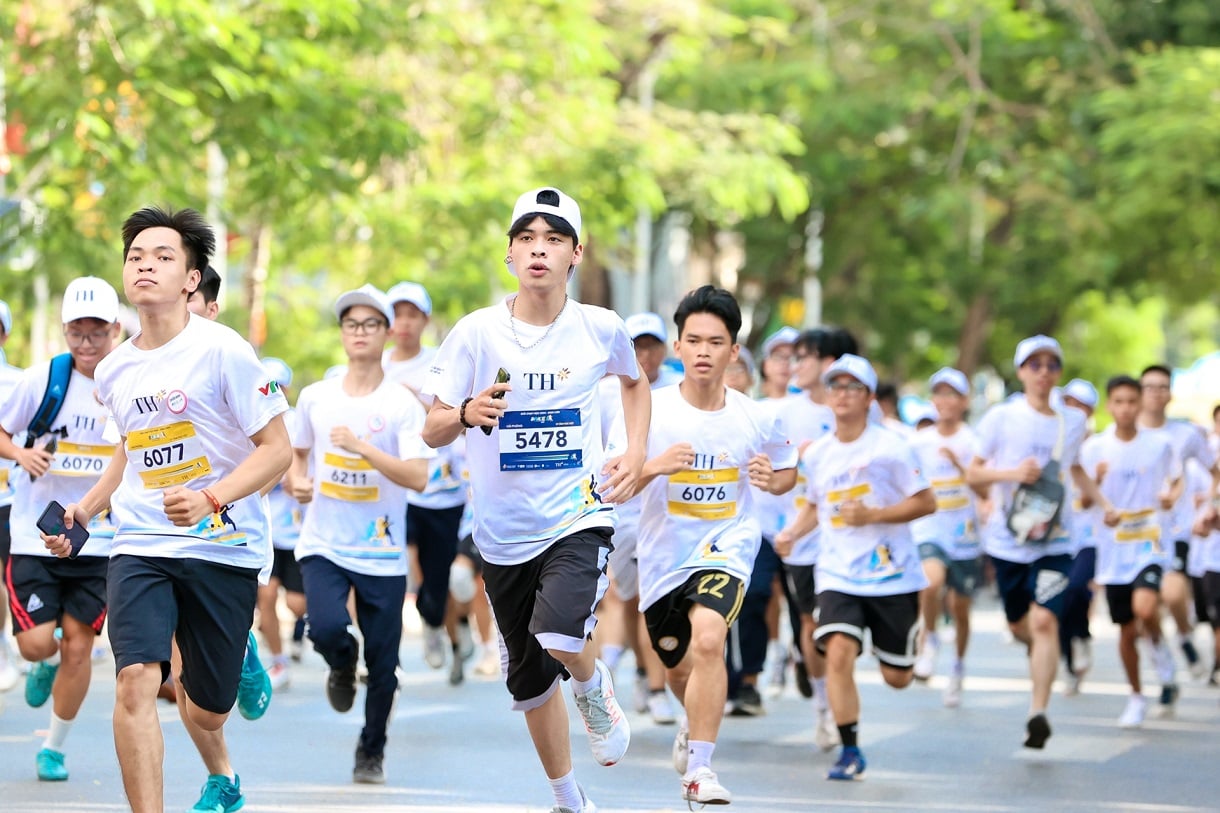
[36,500,90,558]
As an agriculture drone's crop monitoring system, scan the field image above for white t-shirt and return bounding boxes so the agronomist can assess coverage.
[754,394,835,566]
[423,297,639,566]
[0,358,24,509]
[802,425,930,597]
[0,362,118,557]
[909,424,980,560]
[267,409,303,551]
[1186,459,1219,576]
[1080,426,1178,585]
[974,397,1088,564]
[1068,433,1103,554]
[293,377,433,576]
[1139,418,1214,542]
[95,315,289,569]
[635,385,796,612]
[384,346,464,511]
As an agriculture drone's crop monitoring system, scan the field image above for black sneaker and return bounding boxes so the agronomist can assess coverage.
[730,684,764,716]
[327,661,358,713]
[1024,713,1051,749]
[352,746,385,784]
[1160,682,1180,708]
[448,645,464,686]
[793,658,813,699]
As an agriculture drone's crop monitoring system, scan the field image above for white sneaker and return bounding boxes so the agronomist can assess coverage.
[682,766,732,805]
[550,783,598,813]
[632,673,649,714]
[1152,639,1177,685]
[1070,637,1092,675]
[762,639,788,699]
[943,670,963,708]
[457,622,475,661]
[573,660,630,766]
[913,638,938,681]
[475,645,500,677]
[267,660,291,691]
[672,721,690,775]
[648,691,676,725]
[0,646,19,693]
[423,625,446,670]
[1117,693,1147,729]
[814,707,840,752]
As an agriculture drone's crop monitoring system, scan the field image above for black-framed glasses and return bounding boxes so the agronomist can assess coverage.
[827,379,869,393]
[64,328,112,346]
[341,318,387,334]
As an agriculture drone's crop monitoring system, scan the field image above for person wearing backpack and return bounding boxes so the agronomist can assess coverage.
[0,277,122,781]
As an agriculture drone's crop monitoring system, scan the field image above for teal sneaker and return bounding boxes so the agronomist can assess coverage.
[36,747,68,781]
[25,661,58,708]
[236,632,271,721]
[189,773,244,813]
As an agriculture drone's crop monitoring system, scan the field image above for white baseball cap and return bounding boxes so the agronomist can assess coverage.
[0,299,11,335]
[62,277,120,324]
[1014,334,1063,368]
[510,187,582,241]
[929,366,970,396]
[386,281,432,317]
[761,326,799,358]
[1063,378,1098,409]
[625,312,667,343]
[334,284,393,325]
[262,357,293,389]
[822,353,878,393]
[909,403,940,425]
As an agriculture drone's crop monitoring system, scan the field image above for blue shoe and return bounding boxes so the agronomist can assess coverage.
[189,773,244,813]
[36,747,68,781]
[237,632,271,721]
[827,745,866,781]
[25,661,58,708]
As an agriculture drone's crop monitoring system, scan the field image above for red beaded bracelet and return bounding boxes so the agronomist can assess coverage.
[201,488,222,514]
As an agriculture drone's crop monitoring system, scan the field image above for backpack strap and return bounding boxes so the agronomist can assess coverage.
[23,353,74,448]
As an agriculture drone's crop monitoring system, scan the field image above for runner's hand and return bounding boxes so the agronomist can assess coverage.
[16,444,53,478]
[652,443,695,477]
[41,502,88,558]
[599,450,644,504]
[163,486,213,527]
[747,453,774,490]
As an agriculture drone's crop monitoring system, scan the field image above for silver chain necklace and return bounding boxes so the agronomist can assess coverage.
[509,294,568,351]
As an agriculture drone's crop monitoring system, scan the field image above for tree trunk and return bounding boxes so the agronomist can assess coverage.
[956,291,991,377]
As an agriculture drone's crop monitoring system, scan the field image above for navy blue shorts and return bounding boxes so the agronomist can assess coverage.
[991,553,1074,624]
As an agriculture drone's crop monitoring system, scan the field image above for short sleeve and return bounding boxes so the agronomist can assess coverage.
[422,316,476,408]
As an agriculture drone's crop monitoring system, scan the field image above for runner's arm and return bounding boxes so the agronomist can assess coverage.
[599,373,650,504]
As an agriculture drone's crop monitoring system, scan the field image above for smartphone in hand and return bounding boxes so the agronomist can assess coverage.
[481,367,510,436]
[36,500,89,559]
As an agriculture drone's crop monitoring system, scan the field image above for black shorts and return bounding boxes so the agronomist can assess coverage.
[107,554,259,715]
[784,564,817,616]
[270,547,304,594]
[814,590,920,668]
[481,527,612,711]
[6,554,108,633]
[0,504,11,566]
[406,503,465,550]
[1193,575,1210,630]
[991,553,1073,624]
[644,570,746,669]
[1199,572,1220,630]
[1105,565,1163,625]
[1171,540,1190,574]
[918,543,982,597]
[457,534,484,575]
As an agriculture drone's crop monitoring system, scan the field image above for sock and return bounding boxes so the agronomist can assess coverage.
[570,666,602,695]
[650,688,667,698]
[838,722,858,748]
[601,644,624,672]
[952,658,965,675]
[273,654,289,668]
[43,712,72,752]
[925,630,940,648]
[812,677,828,710]
[687,739,715,775]
[549,769,583,811]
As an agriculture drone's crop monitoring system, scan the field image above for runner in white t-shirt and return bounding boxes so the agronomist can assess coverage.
[289,285,432,784]
[776,353,935,781]
[909,367,982,708]
[1057,379,1100,695]
[966,335,1107,751]
[43,206,292,813]
[421,187,649,813]
[1187,459,1220,684]
[1081,375,1180,727]
[0,277,122,781]
[634,286,797,805]
[0,298,25,696]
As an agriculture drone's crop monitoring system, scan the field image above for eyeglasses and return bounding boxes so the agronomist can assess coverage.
[1023,360,1062,373]
[768,352,794,363]
[341,318,387,334]
[1142,383,1171,391]
[793,353,819,364]
[827,379,869,393]
[64,328,112,346]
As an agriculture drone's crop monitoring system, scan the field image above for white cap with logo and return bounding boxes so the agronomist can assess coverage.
[822,353,878,393]
[625,312,668,343]
[334,284,393,325]
[386,281,432,317]
[1062,378,1098,409]
[929,366,970,396]
[1014,334,1063,368]
[262,357,294,389]
[761,326,799,358]
[510,187,582,240]
[62,277,120,324]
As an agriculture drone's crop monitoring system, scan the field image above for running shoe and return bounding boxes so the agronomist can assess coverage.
[632,672,649,714]
[1024,713,1051,749]
[457,619,475,661]
[550,783,598,813]
[793,654,813,699]
[1159,682,1179,716]
[475,645,500,677]
[189,773,244,813]
[1152,639,1177,686]
[1070,637,1092,675]
[423,625,446,669]
[352,745,386,784]
[36,747,68,781]
[729,683,765,717]
[827,745,866,781]
[682,766,732,805]
[573,659,630,766]
[267,660,291,691]
[672,720,690,775]
[648,691,676,725]
[762,639,788,699]
[25,661,58,708]
[943,670,963,708]
[327,656,359,713]
[913,638,938,681]
[1117,694,1147,729]
[448,645,464,686]
[236,632,272,720]
[814,707,840,752]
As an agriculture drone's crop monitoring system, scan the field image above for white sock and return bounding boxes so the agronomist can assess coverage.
[43,712,73,752]
[570,664,602,695]
[548,769,583,810]
[812,677,828,711]
[686,739,716,775]
[601,644,624,672]
[926,630,940,648]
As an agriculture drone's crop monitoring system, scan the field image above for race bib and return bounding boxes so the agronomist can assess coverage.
[1115,508,1160,547]
[827,483,872,529]
[49,441,114,478]
[320,452,379,502]
[793,472,809,509]
[667,468,741,520]
[127,421,212,489]
[932,476,971,511]
[499,409,582,471]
